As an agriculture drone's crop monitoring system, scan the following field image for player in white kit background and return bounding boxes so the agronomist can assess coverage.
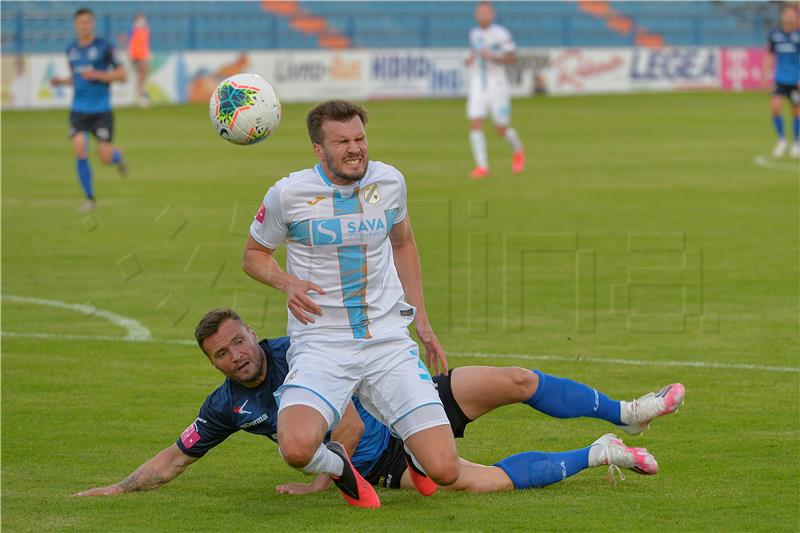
[242,100,459,507]
[466,1,526,179]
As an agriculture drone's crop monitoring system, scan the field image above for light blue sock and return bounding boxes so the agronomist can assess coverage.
[792,117,799,142]
[76,158,93,199]
[494,448,590,489]
[773,116,785,138]
[524,370,622,425]
[111,150,122,164]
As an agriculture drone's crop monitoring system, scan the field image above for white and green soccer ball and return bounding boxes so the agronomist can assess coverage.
[209,73,281,145]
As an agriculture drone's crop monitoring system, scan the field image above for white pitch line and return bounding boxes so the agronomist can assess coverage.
[753,154,800,173]
[450,351,800,374]
[2,330,797,374]
[2,294,152,341]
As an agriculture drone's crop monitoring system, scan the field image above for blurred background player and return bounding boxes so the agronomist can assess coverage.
[126,13,151,108]
[766,4,800,158]
[465,1,525,179]
[51,7,128,212]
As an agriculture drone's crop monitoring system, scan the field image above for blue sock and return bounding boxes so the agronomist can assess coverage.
[76,158,94,199]
[773,116,785,138]
[793,117,799,141]
[111,150,122,164]
[524,370,622,425]
[494,448,590,489]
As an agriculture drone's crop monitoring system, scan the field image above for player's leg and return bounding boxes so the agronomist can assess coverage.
[448,366,684,435]
[494,434,658,490]
[490,94,525,173]
[467,90,490,178]
[771,90,788,157]
[789,89,800,158]
[359,338,460,492]
[277,342,379,507]
[94,112,128,176]
[398,434,658,493]
[70,119,95,212]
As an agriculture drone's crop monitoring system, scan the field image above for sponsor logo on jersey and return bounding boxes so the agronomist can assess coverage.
[311,218,343,245]
[307,195,327,206]
[233,399,252,415]
[308,215,390,246]
[255,203,266,223]
[363,184,381,205]
[180,421,202,449]
[240,413,269,429]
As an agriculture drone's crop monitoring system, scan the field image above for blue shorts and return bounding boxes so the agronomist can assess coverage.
[772,83,800,105]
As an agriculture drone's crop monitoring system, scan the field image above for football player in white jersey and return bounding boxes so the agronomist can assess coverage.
[466,1,525,179]
[242,100,459,508]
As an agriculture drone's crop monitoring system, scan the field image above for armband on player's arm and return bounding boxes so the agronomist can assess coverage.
[74,444,199,496]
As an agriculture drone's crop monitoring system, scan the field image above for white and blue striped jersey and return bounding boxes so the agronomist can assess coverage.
[469,23,516,93]
[250,161,409,342]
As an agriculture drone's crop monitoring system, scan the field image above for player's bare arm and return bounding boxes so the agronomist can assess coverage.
[242,235,324,324]
[50,75,74,86]
[74,444,198,496]
[480,48,516,65]
[276,401,365,495]
[389,216,448,374]
[82,65,127,83]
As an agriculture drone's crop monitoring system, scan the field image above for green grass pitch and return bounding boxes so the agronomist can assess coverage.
[2,92,798,531]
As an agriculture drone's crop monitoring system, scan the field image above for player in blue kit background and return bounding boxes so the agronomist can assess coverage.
[75,308,683,497]
[766,4,800,158]
[50,8,129,212]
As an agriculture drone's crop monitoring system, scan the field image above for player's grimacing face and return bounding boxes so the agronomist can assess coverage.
[74,13,95,41]
[314,116,369,183]
[475,4,494,28]
[202,319,266,387]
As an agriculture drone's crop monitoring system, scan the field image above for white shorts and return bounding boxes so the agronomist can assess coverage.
[275,331,447,438]
[467,88,511,125]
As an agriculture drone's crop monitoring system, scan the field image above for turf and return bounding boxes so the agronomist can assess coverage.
[2,92,799,532]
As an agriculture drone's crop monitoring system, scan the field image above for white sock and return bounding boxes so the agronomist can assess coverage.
[587,443,604,467]
[619,400,631,425]
[300,444,344,476]
[504,127,523,153]
[469,130,489,169]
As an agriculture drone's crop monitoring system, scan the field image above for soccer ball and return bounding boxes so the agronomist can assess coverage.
[209,73,281,145]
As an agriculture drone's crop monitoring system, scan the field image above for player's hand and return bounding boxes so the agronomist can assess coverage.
[50,77,66,87]
[415,322,448,375]
[276,482,317,495]
[283,275,325,325]
[479,49,494,61]
[73,485,124,497]
[465,53,475,67]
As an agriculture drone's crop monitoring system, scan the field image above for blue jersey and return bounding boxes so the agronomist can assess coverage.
[768,29,800,85]
[66,37,120,113]
[176,337,290,457]
[350,398,391,475]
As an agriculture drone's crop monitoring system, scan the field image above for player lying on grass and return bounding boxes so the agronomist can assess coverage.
[75,308,684,497]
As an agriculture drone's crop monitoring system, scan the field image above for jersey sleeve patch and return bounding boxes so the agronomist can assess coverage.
[180,421,202,449]
[255,203,266,224]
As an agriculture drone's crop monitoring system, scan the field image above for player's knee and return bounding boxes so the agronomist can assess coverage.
[496,126,507,136]
[506,366,538,400]
[425,453,460,486]
[278,434,317,468]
